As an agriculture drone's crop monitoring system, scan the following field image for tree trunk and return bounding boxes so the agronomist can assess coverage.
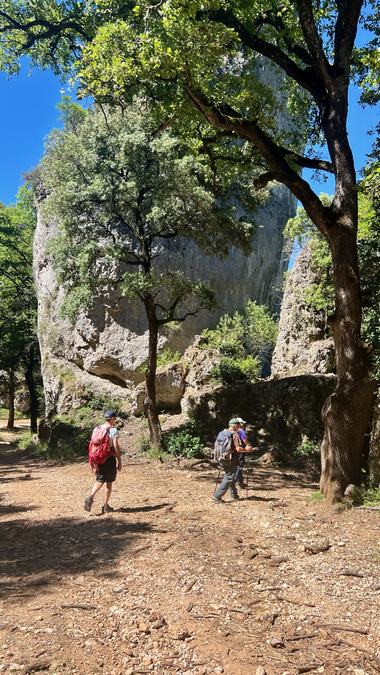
[143,313,162,448]
[7,368,15,431]
[319,224,376,501]
[25,345,39,434]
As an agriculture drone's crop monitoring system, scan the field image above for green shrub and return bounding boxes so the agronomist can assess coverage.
[363,487,380,506]
[0,407,24,420]
[310,490,324,502]
[201,300,277,376]
[294,436,319,458]
[164,421,204,459]
[210,358,248,384]
[157,349,181,368]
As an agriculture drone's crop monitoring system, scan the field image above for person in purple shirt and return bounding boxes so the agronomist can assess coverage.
[236,417,253,488]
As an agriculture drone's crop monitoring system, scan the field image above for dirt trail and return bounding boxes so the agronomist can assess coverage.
[0,429,379,675]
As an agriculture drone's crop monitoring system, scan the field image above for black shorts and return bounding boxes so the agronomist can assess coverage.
[96,456,117,483]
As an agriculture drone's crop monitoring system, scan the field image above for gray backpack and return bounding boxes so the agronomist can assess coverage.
[214,430,233,462]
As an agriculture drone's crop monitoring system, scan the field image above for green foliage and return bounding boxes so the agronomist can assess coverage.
[0,187,38,374]
[363,488,380,507]
[41,101,252,325]
[210,355,260,385]
[156,349,181,368]
[310,491,324,502]
[294,436,319,459]
[0,407,23,420]
[164,421,204,459]
[201,300,277,378]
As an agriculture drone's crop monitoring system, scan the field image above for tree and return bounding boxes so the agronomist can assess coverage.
[0,188,39,432]
[1,1,378,499]
[39,101,253,447]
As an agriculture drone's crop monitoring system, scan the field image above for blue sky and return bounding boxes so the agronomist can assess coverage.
[0,61,378,206]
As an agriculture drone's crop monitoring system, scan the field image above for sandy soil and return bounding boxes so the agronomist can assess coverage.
[0,424,379,675]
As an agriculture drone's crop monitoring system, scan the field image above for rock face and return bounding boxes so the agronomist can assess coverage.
[34,185,295,416]
[271,245,335,377]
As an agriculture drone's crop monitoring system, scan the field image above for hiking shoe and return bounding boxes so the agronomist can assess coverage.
[84,496,93,512]
[101,504,115,514]
[212,495,225,504]
[231,494,240,501]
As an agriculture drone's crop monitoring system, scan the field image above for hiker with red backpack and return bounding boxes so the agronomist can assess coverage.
[84,410,122,514]
[212,418,253,503]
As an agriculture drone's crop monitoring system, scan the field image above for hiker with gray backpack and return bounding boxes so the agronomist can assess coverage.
[213,418,253,503]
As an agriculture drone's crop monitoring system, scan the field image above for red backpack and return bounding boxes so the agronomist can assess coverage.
[88,425,112,467]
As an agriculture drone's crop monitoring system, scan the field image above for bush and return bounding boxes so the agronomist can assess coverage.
[201,300,277,376]
[294,436,319,458]
[363,487,380,506]
[210,358,247,384]
[156,349,181,368]
[210,355,260,384]
[164,421,204,459]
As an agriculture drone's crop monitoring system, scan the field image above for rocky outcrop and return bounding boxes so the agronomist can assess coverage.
[133,362,187,415]
[187,374,336,452]
[271,245,335,377]
[34,185,296,416]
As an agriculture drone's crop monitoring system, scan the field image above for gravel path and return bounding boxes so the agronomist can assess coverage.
[0,428,379,674]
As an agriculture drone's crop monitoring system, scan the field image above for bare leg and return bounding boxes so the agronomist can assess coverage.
[84,480,104,512]
[91,481,104,498]
[105,482,112,505]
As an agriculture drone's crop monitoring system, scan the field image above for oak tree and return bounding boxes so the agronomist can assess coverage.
[39,101,253,447]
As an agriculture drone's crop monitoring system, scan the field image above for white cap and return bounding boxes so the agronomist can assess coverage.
[237,417,247,424]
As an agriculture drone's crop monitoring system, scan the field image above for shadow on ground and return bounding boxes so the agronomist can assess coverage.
[117,503,171,513]
[191,464,318,493]
[0,514,160,599]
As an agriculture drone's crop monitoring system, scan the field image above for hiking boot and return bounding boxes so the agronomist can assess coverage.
[84,496,93,512]
[212,495,225,504]
[230,494,240,501]
[101,504,115,514]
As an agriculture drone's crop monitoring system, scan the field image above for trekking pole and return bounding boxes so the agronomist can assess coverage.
[214,467,221,495]
[245,461,252,499]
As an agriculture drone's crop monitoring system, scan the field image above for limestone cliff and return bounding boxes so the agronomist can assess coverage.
[271,245,335,377]
[34,185,295,415]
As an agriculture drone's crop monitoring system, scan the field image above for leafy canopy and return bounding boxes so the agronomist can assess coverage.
[0,187,37,371]
[40,100,255,323]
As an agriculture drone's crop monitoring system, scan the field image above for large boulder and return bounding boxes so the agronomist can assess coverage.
[187,374,336,452]
[133,362,187,415]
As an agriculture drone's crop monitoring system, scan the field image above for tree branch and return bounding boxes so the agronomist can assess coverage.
[199,9,322,98]
[294,0,331,86]
[253,171,285,189]
[334,1,363,75]
[284,151,334,173]
[185,86,331,235]
[0,10,90,54]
